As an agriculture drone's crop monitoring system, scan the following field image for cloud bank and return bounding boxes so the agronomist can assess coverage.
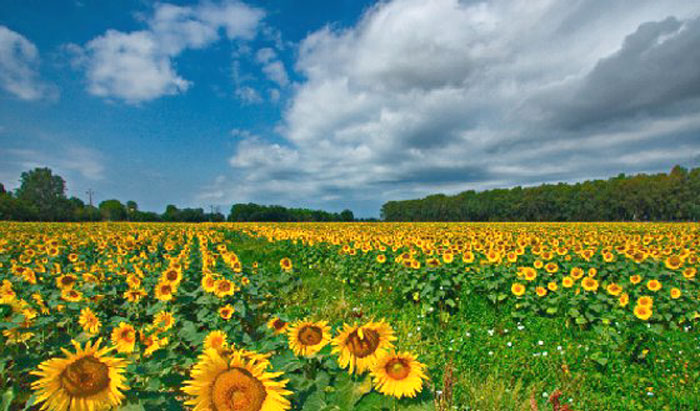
[201,0,700,216]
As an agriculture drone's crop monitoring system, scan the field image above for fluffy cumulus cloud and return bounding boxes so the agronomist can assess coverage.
[0,26,54,100]
[73,1,264,103]
[201,0,700,216]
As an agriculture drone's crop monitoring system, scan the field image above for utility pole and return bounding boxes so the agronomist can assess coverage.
[86,189,95,207]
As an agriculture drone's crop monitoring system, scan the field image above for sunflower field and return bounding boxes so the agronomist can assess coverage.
[0,222,699,410]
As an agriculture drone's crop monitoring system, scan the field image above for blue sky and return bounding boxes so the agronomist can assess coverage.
[1,1,700,217]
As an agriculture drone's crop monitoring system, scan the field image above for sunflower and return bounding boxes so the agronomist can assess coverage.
[154,282,175,301]
[202,274,217,293]
[370,350,427,399]
[462,251,475,263]
[204,330,229,351]
[544,262,558,273]
[633,305,652,321]
[287,320,331,357]
[111,322,136,353]
[153,311,175,331]
[683,267,696,280]
[141,332,168,357]
[664,255,683,270]
[182,348,292,411]
[619,293,629,307]
[79,307,101,335]
[219,304,235,321]
[562,276,574,288]
[214,279,236,298]
[670,287,682,299]
[280,258,293,272]
[637,296,653,307]
[161,267,182,286]
[267,318,289,335]
[547,281,558,292]
[522,267,537,281]
[332,321,396,374]
[62,289,83,302]
[581,277,599,292]
[31,339,128,411]
[376,254,387,264]
[511,283,525,297]
[630,274,642,285]
[606,283,622,296]
[570,267,584,280]
[535,287,547,297]
[646,279,662,292]
[123,288,147,303]
[56,274,77,290]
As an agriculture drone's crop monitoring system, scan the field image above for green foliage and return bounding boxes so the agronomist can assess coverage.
[229,202,355,222]
[382,165,700,221]
[99,199,127,221]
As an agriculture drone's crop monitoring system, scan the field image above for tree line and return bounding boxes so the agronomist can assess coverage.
[0,167,355,222]
[228,203,354,222]
[381,166,700,222]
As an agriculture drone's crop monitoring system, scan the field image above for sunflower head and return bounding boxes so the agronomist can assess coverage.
[287,320,331,357]
[267,317,289,335]
[332,321,396,374]
[31,339,128,411]
[204,330,229,351]
[183,348,292,411]
[371,350,427,399]
[111,322,136,353]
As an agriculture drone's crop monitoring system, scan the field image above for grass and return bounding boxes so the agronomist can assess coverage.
[226,232,700,411]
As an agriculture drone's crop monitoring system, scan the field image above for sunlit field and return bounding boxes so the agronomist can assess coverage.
[1,222,698,410]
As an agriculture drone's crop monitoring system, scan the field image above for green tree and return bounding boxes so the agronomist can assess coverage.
[340,209,354,222]
[126,200,138,221]
[99,199,127,221]
[15,167,67,221]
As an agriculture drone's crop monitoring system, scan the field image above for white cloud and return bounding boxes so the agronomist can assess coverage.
[255,47,289,87]
[200,0,700,216]
[235,86,262,104]
[255,47,276,63]
[0,26,54,100]
[73,1,264,103]
[83,30,191,103]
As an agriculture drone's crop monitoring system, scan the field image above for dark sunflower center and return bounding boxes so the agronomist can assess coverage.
[60,356,110,398]
[161,284,172,294]
[166,271,179,281]
[298,326,323,346]
[61,277,75,286]
[211,368,267,411]
[120,330,134,342]
[219,282,231,292]
[385,358,411,380]
[346,329,380,358]
[273,319,287,330]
